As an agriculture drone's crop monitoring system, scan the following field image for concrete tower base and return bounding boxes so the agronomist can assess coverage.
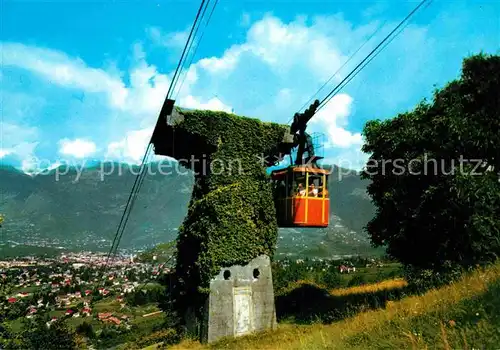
[185,254,277,344]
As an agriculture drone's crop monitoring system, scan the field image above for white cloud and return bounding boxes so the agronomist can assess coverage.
[197,45,247,75]
[192,14,373,83]
[106,128,153,164]
[12,142,39,160]
[1,42,129,109]
[0,122,39,164]
[0,149,11,158]
[58,138,97,158]
[311,94,363,148]
[1,40,232,167]
[179,95,232,113]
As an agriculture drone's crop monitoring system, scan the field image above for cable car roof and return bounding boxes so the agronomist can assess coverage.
[270,165,331,178]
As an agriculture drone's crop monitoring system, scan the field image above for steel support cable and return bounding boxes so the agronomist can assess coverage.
[174,0,219,101]
[109,145,154,260]
[116,0,219,255]
[99,0,209,281]
[292,18,389,122]
[316,0,430,113]
[167,0,208,99]
[317,1,433,113]
[99,143,154,280]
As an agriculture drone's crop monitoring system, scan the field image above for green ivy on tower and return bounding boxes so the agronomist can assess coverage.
[163,108,289,319]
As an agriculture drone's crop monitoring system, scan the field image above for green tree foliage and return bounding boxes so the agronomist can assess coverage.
[137,241,176,264]
[321,266,342,289]
[75,321,94,339]
[156,109,288,318]
[361,53,500,278]
[272,261,309,292]
[126,284,166,306]
[19,317,77,349]
[347,274,366,287]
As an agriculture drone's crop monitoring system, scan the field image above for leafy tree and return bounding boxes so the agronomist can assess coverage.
[347,274,366,287]
[126,270,137,282]
[80,269,92,282]
[19,317,77,349]
[321,266,341,289]
[361,53,500,279]
[138,241,176,264]
[75,321,94,339]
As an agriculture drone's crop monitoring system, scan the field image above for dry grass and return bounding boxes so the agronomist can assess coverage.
[276,277,406,297]
[167,262,500,350]
[329,278,407,297]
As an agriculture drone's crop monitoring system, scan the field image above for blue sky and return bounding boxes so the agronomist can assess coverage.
[1,0,499,173]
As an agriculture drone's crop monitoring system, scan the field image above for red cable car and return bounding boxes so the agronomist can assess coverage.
[267,100,331,228]
[272,164,330,228]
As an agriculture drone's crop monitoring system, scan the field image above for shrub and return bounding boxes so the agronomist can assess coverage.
[322,268,342,289]
[76,321,94,339]
[134,328,180,348]
[403,262,465,293]
[347,274,367,287]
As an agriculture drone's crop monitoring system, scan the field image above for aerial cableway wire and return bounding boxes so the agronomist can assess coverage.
[113,0,214,264]
[105,0,208,266]
[319,0,434,113]
[167,0,209,100]
[99,0,211,283]
[293,18,388,120]
[315,0,432,114]
[174,0,219,100]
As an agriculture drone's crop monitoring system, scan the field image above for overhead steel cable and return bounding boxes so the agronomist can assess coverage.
[99,0,210,282]
[167,0,208,99]
[98,144,154,280]
[107,0,209,260]
[316,0,431,113]
[119,1,217,250]
[107,145,154,259]
[174,0,219,100]
[293,18,388,120]
[318,0,434,113]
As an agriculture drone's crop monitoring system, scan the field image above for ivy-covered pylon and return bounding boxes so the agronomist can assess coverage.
[152,107,289,318]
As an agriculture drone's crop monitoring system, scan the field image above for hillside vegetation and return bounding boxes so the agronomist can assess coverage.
[169,261,500,350]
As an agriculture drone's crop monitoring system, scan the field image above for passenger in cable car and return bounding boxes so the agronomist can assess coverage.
[297,183,306,196]
[309,183,318,197]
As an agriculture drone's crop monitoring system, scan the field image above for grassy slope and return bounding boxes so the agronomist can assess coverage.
[169,262,500,350]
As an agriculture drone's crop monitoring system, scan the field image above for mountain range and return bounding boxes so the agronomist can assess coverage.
[0,162,381,258]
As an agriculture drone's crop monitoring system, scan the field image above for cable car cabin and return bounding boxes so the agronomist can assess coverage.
[271,166,330,228]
